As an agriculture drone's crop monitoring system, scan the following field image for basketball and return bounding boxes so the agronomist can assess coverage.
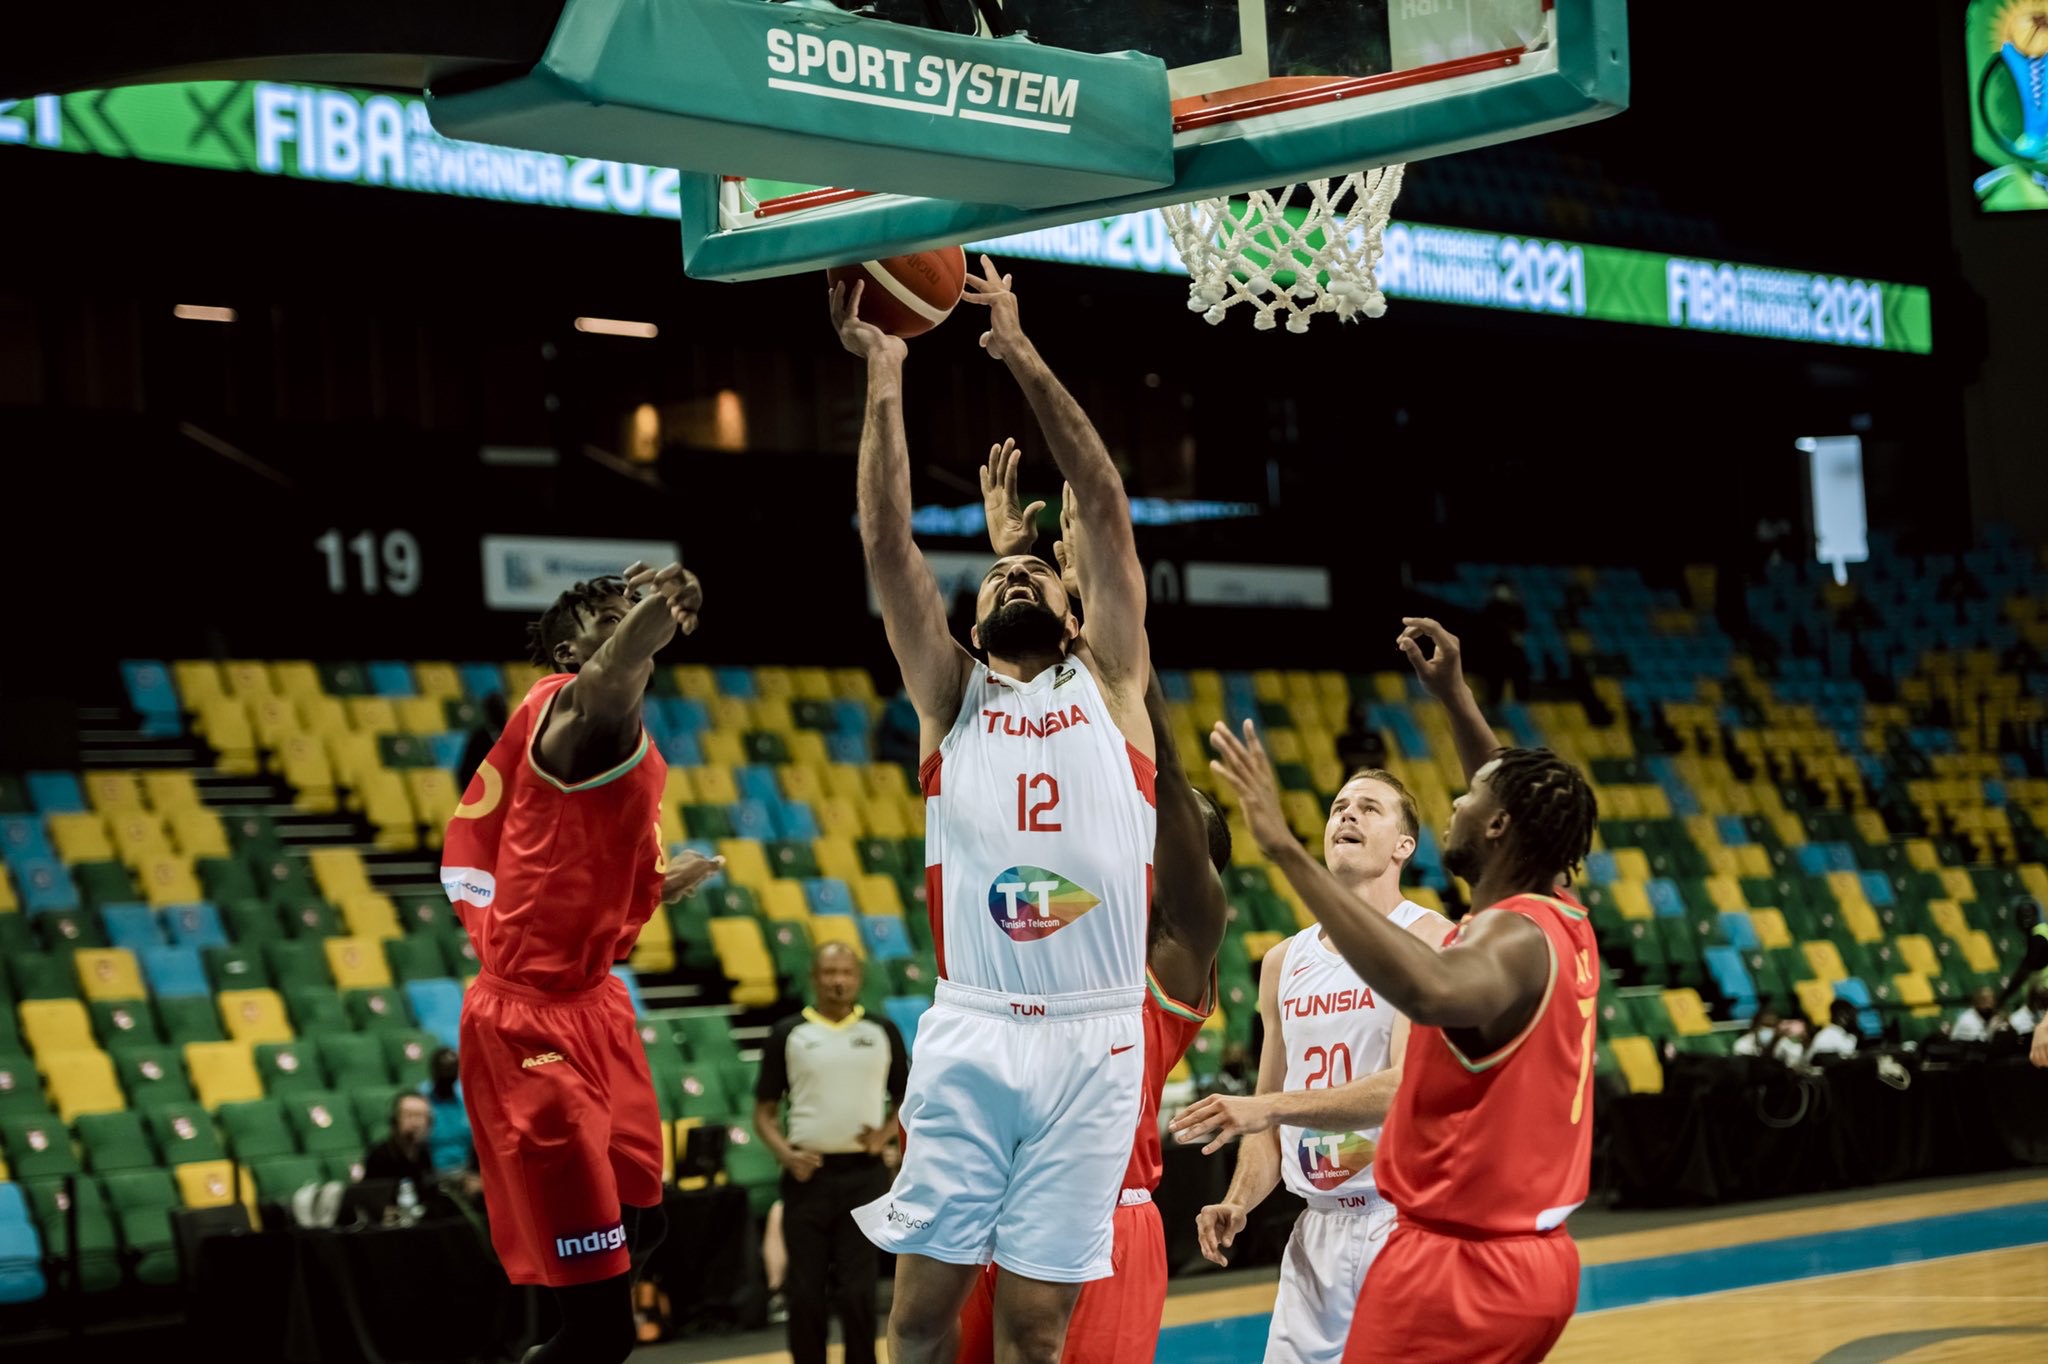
[826,246,968,338]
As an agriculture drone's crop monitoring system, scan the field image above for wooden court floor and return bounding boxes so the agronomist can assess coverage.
[678,1175,2048,1363]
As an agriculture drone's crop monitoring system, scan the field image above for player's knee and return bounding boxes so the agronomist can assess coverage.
[997,1311,1067,1364]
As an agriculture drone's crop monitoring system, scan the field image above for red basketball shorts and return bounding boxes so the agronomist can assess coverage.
[460,972,664,1287]
[1342,1219,1579,1364]
[955,1195,1167,1364]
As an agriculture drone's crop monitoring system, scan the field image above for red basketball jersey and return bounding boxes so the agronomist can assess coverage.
[1375,891,1600,1236]
[1124,969,1211,1191]
[441,673,668,993]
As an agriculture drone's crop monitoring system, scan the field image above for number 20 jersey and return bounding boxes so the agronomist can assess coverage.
[919,656,1157,999]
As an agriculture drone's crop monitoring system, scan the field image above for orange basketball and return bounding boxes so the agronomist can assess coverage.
[827,246,968,338]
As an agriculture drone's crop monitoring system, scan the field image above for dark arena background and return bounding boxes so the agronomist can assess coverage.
[2,2,2046,1362]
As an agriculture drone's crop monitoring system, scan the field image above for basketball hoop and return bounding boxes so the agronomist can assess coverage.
[1161,166,1406,333]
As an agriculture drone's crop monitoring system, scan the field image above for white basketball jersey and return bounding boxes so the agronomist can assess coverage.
[1276,904,1445,1203]
[921,655,1156,999]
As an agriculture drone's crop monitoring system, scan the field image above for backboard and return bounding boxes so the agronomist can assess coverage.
[683,0,1628,280]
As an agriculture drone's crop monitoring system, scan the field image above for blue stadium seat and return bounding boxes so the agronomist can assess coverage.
[139,946,211,999]
[1647,879,1687,919]
[14,859,78,915]
[826,734,870,765]
[804,879,854,917]
[426,734,466,771]
[1795,845,1834,876]
[458,664,503,701]
[1703,946,1757,1019]
[367,662,416,697]
[1718,912,1759,951]
[714,668,756,699]
[771,803,819,842]
[0,818,54,864]
[101,905,165,953]
[670,699,710,734]
[610,966,646,1017]
[859,916,910,962]
[736,767,781,805]
[162,903,228,950]
[1582,851,1618,886]
[1859,871,1895,907]
[120,661,183,739]
[402,980,464,1051]
[1832,978,1881,1039]
[830,700,870,736]
[25,774,87,815]
[656,732,703,767]
[0,1182,46,1304]
[727,801,774,840]
[883,996,929,1055]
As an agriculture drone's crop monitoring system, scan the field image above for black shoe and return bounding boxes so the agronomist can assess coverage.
[768,1291,789,1326]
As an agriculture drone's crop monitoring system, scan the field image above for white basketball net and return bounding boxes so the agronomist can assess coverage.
[1161,166,1407,333]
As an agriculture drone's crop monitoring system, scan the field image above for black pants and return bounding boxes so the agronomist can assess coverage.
[783,1155,890,1364]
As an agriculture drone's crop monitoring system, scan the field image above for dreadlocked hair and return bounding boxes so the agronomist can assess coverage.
[1487,746,1599,886]
[527,575,632,672]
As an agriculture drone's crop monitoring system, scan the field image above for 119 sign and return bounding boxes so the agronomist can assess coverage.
[315,529,422,596]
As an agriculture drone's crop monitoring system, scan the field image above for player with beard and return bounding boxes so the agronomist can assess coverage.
[1208,678,1601,1363]
[950,444,1231,1364]
[833,259,1160,1364]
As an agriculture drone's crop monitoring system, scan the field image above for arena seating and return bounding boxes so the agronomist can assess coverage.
[3,541,2045,1301]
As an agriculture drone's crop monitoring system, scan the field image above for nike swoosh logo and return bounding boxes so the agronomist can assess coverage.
[1291,964,1314,977]
[1110,1044,1135,1056]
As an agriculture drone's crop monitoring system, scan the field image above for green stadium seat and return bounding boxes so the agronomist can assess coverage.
[856,837,902,876]
[720,1120,782,1218]
[381,1032,436,1087]
[384,936,446,984]
[322,1151,366,1183]
[113,1045,193,1109]
[141,1102,223,1165]
[203,944,271,992]
[278,897,344,940]
[197,857,259,903]
[99,1167,182,1285]
[283,1090,365,1155]
[247,1155,326,1203]
[1,1112,79,1180]
[90,998,162,1050]
[254,1041,327,1095]
[9,952,79,1001]
[74,862,139,912]
[312,1033,391,1089]
[23,1176,122,1292]
[265,940,333,989]
[345,988,413,1032]
[765,841,820,880]
[349,1086,403,1135]
[217,1098,298,1160]
[682,806,734,840]
[435,928,480,978]
[37,909,106,950]
[221,898,285,943]
[284,986,349,1033]
[156,996,226,1046]
[0,1051,49,1115]
[75,1110,157,1172]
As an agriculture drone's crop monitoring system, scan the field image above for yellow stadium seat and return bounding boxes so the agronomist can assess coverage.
[310,848,373,903]
[1704,876,1746,913]
[48,812,115,864]
[663,769,697,807]
[1611,883,1653,920]
[502,664,547,701]
[173,1161,243,1210]
[140,771,203,813]
[186,1041,263,1109]
[222,661,275,700]
[1892,973,1939,1018]
[75,948,145,1002]
[217,989,294,1044]
[816,798,864,839]
[1793,978,1836,1027]
[1961,930,2000,972]
[397,697,446,736]
[831,668,877,702]
[328,734,380,791]
[299,696,350,738]
[1936,867,1976,902]
[413,663,462,699]
[249,696,299,752]
[823,765,867,805]
[700,732,746,768]
[660,803,685,848]
[2021,864,2048,902]
[339,895,404,941]
[1609,1035,1663,1094]
[271,661,323,702]
[280,735,339,813]
[138,856,203,907]
[1896,934,1941,979]
[867,765,909,801]
[1840,902,1884,945]
[1904,839,1942,872]
[899,792,925,836]
[708,696,750,732]
[21,998,95,1053]
[630,908,676,974]
[1748,909,1793,950]
[1732,845,1772,878]
[1660,988,1712,1036]
[791,667,833,701]
[851,874,905,918]
[780,767,826,805]
[42,1049,126,1121]
[325,936,395,989]
[864,800,908,839]
[406,770,460,839]
[360,771,419,851]
[172,661,227,711]
[689,766,740,805]
[1282,792,1324,841]
[1929,900,1972,942]
[169,802,232,856]
[1241,930,1286,965]
[1611,849,1652,882]
[83,772,143,815]
[708,918,778,1007]
[760,882,810,924]
[809,915,863,956]
[0,868,17,913]
[1802,940,1848,982]
[674,665,716,700]
[752,697,795,733]
[814,836,862,884]
[108,812,172,869]
[716,840,774,890]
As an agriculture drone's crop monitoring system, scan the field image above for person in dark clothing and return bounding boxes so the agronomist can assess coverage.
[753,944,909,1364]
[364,1091,436,1187]
[2000,899,2048,1008]
[454,693,510,795]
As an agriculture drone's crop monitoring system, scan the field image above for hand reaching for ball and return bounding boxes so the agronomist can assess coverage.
[831,280,908,363]
[960,255,1026,361]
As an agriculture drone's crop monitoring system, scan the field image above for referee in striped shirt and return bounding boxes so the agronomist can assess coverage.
[754,942,909,1364]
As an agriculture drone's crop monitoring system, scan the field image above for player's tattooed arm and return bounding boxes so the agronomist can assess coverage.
[1398,617,1502,785]
[837,280,974,737]
[1147,669,1229,1008]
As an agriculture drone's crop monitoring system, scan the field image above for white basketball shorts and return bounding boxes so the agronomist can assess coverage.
[851,979,1143,1283]
[1265,1194,1399,1364]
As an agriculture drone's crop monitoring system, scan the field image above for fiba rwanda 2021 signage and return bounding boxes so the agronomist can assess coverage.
[1967,0,2048,210]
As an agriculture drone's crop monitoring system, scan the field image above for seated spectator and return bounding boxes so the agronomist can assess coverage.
[2008,986,2046,1039]
[419,1047,474,1173]
[1806,1001,1862,1061]
[1999,899,2048,1011]
[1948,987,2010,1043]
[1731,1004,1805,1065]
[364,1092,436,1188]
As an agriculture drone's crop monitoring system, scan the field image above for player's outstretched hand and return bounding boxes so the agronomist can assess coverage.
[1195,1201,1248,1268]
[1050,481,1084,601]
[959,254,1023,360]
[1210,719,1294,857]
[1169,1091,1277,1155]
[626,562,704,636]
[2033,1016,2048,1068]
[662,851,725,904]
[830,280,907,363]
[979,438,1044,558]
[1397,617,1465,701]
